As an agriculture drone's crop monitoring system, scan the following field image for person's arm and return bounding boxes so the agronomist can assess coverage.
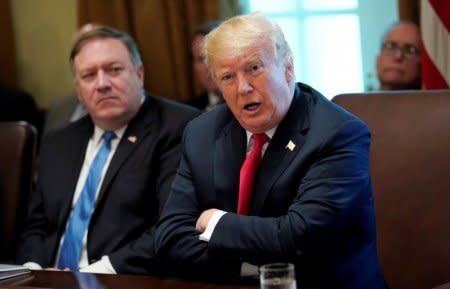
[155,125,242,280]
[16,135,54,267]
[156,119,371,269]
[105,126,184,274]
[79,256,115,274]
[105,108,200,274]
[208,119,372,264]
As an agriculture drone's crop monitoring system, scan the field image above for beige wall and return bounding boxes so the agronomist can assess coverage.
[11,0,77,109]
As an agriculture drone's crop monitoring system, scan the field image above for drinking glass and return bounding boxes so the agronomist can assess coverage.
[259,263,297,289]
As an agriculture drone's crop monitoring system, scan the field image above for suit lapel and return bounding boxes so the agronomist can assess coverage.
[214,117,246,212]
[96,97,154,204]
[249,86,310,214]
[57,120,92,225]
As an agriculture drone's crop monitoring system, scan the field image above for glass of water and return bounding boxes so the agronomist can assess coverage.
[259,263,297,289]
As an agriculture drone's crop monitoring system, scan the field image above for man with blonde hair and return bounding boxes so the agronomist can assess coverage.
[155,13,386,289]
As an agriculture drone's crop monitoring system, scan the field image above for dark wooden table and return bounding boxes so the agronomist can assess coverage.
[433,282,450,289]
[0,270,259,289]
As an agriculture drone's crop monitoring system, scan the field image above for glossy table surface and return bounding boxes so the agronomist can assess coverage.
[433,282,450,289]
[0,270,260,289]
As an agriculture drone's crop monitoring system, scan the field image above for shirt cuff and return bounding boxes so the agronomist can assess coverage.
[79,255,116,274]
[241,262,259,277]
[199,210,227,242]
[22,262,42,270]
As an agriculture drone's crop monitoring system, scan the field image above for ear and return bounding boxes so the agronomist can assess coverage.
[285,62,294,83]
[137,65,144,86]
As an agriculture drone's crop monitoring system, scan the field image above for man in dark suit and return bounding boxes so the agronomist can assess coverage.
[16,26,199,274]
[155,13,386,289]
[185,21,223,111]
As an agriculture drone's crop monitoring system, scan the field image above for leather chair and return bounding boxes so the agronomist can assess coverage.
[332,90,450,289]
[0,121,36,262]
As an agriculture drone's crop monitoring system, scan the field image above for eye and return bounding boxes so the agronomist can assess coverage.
[80,72,95,81]
[404,44,420,55]
[382,41,397,51]
[110,66,124,75]
[221,73,234,84]
[252,64,261,71]
[247,63,264,75]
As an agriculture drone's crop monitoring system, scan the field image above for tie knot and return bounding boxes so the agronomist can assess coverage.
[251,133,269,146]
[102,131,116,145]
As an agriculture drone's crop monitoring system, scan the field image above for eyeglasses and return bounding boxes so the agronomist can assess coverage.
[381,41,421,57]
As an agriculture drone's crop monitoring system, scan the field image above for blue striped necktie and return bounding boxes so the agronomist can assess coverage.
[57,131,116,271]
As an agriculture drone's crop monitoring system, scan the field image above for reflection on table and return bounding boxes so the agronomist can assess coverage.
[0,270,260,289]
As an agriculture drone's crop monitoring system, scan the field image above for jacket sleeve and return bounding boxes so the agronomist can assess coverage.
[156,118,372,272]
[209,119,373,264]
[154,124,242,281]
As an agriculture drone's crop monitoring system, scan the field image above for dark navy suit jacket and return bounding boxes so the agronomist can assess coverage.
[155,83,386,289]
[17,95,200,274]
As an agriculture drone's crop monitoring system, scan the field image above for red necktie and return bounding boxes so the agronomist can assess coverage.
[237,133,270,215]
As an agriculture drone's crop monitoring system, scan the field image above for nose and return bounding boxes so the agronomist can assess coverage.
[237,73,253,95]
[392,48,405,60]
[96,70,112,92]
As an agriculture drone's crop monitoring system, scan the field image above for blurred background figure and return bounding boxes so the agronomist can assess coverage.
[0,83,42,134]
[43,23,102,136]
[185,20,223,111]
[376,21,421,90]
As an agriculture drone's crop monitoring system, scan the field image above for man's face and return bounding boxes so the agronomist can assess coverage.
[192,34,217,93]
[74,38,144,130]
[376,23,421,90]
[212,44,294,133]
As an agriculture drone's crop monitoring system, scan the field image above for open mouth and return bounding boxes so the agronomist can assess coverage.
[244,102,261,111]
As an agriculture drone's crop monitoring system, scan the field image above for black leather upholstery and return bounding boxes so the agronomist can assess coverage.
[0,121,36,262]
[333,90,450,289]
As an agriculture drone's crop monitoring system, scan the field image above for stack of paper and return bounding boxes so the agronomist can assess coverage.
[0,264,31,280]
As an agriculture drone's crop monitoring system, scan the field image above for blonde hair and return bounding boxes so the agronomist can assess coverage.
[203,13,294,80]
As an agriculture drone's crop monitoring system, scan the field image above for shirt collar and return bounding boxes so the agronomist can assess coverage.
[245,126,277,145]
[91,93,143,144]
[92,125,127,145]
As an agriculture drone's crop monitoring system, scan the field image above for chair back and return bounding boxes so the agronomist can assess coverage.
[333,90,450,289]
[0,121,36,262]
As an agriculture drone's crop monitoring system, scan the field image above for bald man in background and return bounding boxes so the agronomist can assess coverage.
[376,21,421,90]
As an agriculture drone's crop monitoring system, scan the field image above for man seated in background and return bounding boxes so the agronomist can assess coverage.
[155,12,386,289]
[185,20,223,111]
[43,23,102,136]
[376,21,421,90]
[16,26,199,274]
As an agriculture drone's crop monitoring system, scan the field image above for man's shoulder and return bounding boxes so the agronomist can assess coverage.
[298,83,365,125]
[145,94,201,121]
[185,103,230,130]
[293,83,369,144]
[43,117,90,143]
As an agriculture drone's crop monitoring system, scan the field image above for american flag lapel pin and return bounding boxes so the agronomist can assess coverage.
[286,140,296,151]
[128,135,137,143]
